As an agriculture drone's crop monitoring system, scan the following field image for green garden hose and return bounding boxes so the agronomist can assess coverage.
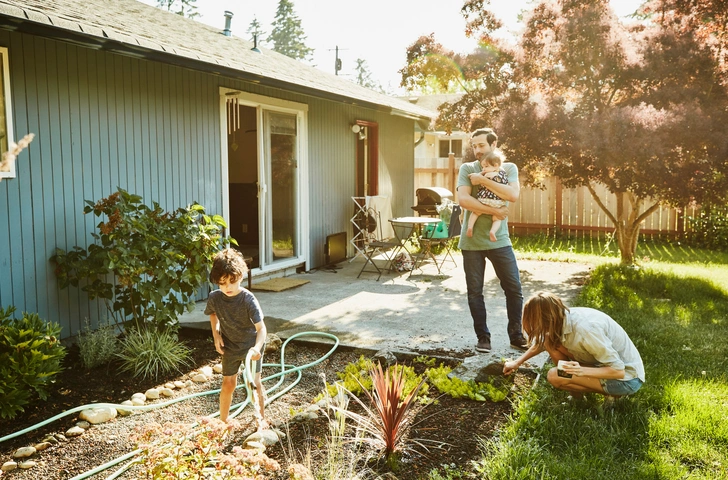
[0,332,340,479]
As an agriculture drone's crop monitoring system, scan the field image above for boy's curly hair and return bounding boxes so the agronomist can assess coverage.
[209,248,248,285]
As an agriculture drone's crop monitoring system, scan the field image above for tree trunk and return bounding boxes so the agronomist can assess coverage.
[586,186,662,265]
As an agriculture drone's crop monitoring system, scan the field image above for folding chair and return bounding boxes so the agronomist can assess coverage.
[357,208,401,280]
[414,204,462,274]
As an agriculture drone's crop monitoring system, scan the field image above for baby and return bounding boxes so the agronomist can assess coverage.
[467,151,508,241]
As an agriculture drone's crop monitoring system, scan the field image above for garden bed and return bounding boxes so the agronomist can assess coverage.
[0,328,535,479]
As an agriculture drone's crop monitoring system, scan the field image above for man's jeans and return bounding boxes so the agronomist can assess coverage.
[462,247,524,342]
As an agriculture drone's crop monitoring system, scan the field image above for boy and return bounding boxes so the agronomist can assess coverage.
[466,150,508,241]
[205,248,268,428]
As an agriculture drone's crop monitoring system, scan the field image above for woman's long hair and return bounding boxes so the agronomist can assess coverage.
[522,292,569,350]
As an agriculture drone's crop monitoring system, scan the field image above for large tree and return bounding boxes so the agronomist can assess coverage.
[247,17,267,46]
[354,58,384,92]
[269,0,314,61]
[402,0,728,265]
[156,0,198,19]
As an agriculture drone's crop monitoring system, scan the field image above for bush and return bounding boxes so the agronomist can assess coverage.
[686,204,728,250]
[117,328,192,381]
[77,318,119,369]
[0,306,66,419]
[51,188,231,331]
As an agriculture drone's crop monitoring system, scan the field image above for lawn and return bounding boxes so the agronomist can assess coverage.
[469,234,728,480]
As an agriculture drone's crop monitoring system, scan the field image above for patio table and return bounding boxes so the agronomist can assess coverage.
[388,217,442,270]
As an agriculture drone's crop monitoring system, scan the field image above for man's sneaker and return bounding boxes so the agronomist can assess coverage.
[510,336,529,351]
[475,338,492,353]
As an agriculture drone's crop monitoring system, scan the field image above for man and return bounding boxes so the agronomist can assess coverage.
[457,127,528,353]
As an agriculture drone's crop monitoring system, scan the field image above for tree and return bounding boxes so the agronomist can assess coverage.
[401,0,728,265]
[269,0,314,61]
[156,0,199,19]
[247,16,267,46]
[354,58,384,92]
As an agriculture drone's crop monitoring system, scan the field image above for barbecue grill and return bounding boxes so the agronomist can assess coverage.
[412,187,453,216]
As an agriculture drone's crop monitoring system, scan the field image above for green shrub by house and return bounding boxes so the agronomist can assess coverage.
[0,306,66,419]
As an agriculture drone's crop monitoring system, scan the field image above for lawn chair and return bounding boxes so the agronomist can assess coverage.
[357,208,401,281]
[413,204,462,274]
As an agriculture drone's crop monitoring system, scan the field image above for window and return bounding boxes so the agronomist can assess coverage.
[0,46,14,179]
[438,138,463,158]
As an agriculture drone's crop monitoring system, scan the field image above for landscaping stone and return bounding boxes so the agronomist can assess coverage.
[79,406,117,424]
[65,426,85,437]
[131,393,147,406]
[200,366,213,377]
[244,429,279,447]
[1,461,17,472]
[164,382,176,389]
[33,442,51,452]
[372,349,398,367]
[265,333,282,353]
[449,353,507,384]
[18,461,36,469]
[12,447,35,458]
[41,435,58,445]
[75,420,91,430]
[117,400,134,416]
[174,381,186,389]
[244,440,266,452]
[191,373,208,383]
[213,363,223,374]
[160,388,174,397]
[145,388,160,400]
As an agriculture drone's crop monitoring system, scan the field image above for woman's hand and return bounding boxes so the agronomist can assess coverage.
[503,360,520,375]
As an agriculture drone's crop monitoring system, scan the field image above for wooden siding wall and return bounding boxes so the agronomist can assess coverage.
[0,30,416,338]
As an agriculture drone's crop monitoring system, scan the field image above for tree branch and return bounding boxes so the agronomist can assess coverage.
[586,182,619,226]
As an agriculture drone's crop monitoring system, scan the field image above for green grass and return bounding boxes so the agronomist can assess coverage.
[472,235,728,480]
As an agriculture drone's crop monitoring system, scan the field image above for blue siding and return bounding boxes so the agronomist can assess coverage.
[0,30,417,338]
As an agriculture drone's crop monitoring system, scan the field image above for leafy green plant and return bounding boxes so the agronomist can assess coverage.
[332,363,429,471]
[52,188,231,331]
[686,203,728,250]
[77,318,119,369]
[0,307,66,419]
[116,329,192,381]
[133,417,280,477]
[426,364,510,402]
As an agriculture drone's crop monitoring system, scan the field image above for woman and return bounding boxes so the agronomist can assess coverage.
[503,292,645,398]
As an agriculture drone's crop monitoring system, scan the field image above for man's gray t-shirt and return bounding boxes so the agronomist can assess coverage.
[204,289,263,355]
[457,160,518,251]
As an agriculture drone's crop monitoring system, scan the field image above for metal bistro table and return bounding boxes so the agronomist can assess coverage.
[388,216,442,271]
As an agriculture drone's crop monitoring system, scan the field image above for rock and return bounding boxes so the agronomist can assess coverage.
[160,388,174,397]
[244,440,266,452]
[449,353,507,384]
[131,393,147,406]
[291,411,318,423]
[12,447,36,459]
[200,365,214,377]
[41,435,58,445]
[191,373,208,383]
[304,404,321,413]
[272,428,286,441]
[75,420,91,430]
[164,382,176,389]
[2,461,18,472]
[185,380,195,388]
[54,434,68,442]
[213,363,223,374]
[18,461,36,470]
[65,426,85,437]
[174,381,186,389]
[265,333,282,353]
[33,442,51,451]
[145,388,160,400]
[244,429,279,447]
[117,400,134,416]
[372,349,398,367]
[79,406,117,424]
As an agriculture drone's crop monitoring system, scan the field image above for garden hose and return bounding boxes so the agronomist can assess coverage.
[0,332,339,479]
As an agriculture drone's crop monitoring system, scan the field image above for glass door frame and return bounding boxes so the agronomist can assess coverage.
[219,87,309,274]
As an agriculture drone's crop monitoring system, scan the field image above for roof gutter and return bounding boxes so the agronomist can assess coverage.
[0,15,432,122]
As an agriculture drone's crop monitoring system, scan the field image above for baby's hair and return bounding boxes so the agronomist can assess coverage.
[209,248,248,285]
[483,150,504,167]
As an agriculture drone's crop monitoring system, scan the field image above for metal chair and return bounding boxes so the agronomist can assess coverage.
[414,204,462,274]
[357,208,400,280]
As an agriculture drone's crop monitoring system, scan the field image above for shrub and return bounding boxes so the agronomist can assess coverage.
[77,318,119,369]
[116,328,192,381]
[426,364,511,402]
[0,306,66,419]
[51,188,231,331]
[686,203,728,250]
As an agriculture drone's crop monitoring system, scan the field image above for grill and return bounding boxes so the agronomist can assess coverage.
[411,187,453,216]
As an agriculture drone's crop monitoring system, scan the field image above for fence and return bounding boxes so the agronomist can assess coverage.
[414,154,696,237]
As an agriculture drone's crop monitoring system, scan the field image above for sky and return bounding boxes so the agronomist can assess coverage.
[138,0,640,94]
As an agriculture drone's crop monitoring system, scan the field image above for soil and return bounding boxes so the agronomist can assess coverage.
[0,328,536,480]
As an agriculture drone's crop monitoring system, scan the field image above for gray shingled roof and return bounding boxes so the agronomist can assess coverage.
[0,0,434,120]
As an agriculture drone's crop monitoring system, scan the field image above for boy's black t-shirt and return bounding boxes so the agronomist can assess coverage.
[204,289,264,354]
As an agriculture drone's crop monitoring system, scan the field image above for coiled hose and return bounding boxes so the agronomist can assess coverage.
[0,331,340,480]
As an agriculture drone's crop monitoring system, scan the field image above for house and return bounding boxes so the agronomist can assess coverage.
[0,0,433,339]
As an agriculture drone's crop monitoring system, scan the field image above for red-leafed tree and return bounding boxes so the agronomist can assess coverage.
[402,0,728,265]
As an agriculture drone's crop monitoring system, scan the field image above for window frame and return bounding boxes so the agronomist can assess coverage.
[0,46,15,180]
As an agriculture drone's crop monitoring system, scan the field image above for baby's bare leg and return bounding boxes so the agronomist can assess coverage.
[490,219,502,242]
[467,212,479,237]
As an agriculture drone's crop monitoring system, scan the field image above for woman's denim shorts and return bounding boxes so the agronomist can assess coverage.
[600,377,643,396]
